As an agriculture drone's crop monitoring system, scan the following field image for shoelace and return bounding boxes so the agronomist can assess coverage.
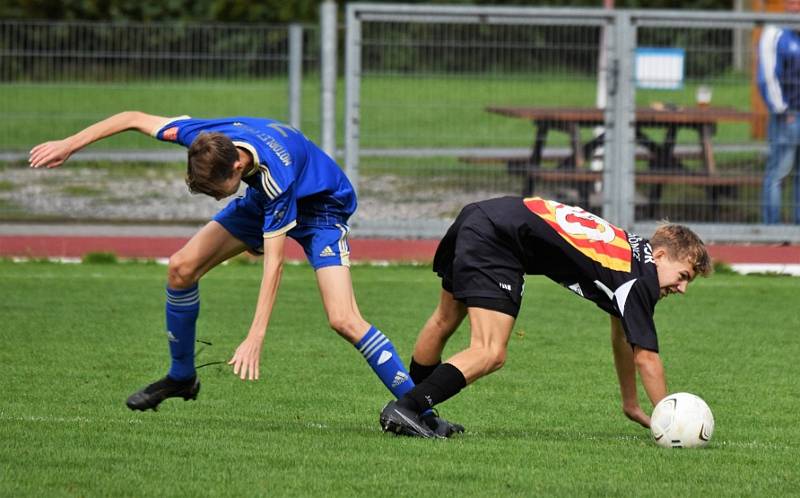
[194,339,226,369]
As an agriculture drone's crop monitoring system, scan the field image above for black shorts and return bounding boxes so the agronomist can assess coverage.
[433,203,525,318]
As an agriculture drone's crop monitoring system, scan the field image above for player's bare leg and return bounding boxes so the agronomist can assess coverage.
[127,221,248,411]
[315,265,371,343]
[167,221,250,290]
[445,307,515,384]
[411,290,467,368]
[382,306,513,437]
[314,266,461,437]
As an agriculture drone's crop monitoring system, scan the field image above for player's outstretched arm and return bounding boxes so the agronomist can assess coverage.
[609,317,650,428]
[28,111,170,169]
[228,233,286,381]
[632,346,668,409]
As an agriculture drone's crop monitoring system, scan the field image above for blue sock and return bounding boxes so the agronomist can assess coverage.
[354,326,414,398]
[165,284,199,381]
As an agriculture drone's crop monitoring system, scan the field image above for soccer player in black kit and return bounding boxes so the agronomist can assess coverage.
[380,196,712,438]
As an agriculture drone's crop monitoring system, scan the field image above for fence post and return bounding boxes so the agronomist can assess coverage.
[344,3,361,193]
[603,11,636,229]
[320,0,338,159]
[288,23,303,129]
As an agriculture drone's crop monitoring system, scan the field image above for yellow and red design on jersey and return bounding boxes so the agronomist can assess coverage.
[523,197,632,272]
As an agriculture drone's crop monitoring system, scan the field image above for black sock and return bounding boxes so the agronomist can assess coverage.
[397,363,467,414]
[409,357,441,384]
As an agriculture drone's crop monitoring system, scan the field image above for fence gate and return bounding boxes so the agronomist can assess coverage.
[344,4,800,243]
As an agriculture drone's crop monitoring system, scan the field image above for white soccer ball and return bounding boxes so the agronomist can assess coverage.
[650,392,714,448]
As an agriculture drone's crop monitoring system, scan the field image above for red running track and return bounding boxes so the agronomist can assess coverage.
[1,235,798,264]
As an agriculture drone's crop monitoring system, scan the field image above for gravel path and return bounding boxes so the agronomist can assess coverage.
[1,165,518,224]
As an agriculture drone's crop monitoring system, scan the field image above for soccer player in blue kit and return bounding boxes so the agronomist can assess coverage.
[29,111,461,436]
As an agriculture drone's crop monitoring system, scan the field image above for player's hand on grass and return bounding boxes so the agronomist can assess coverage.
[228,334,264,381]
[29,139,74,169]
[623,404,651,428]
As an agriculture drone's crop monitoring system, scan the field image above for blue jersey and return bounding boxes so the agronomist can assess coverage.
[758,25,800,113]
[154,116,356,237]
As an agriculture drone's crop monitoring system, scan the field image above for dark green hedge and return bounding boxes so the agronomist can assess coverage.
[0,0,736,23]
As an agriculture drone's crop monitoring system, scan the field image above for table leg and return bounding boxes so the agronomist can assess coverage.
[569,124,585,169]
[699,123,716,175]
[524,122,549,196]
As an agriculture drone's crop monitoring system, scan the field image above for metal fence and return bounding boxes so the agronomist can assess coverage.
[0,19,324,222]
[1,5,799,242]
[344,4,800,242]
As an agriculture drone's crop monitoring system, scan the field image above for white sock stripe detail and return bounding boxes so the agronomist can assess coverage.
[167,297,200,307]
[167,290,199,299]
[167,292,200,303]
[358,331,384,354]
[166,293,200,303]
[364,337,390,360]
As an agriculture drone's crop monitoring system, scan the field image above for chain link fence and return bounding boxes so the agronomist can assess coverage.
[0,20,321,223]
[345,5,800,242]
[1,7,799,242]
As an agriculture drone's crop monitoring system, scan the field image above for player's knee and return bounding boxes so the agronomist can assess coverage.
[167,253,200,289]
[485,348,507,373]
[432,311,457,335]
[473,346,506,375]
[326,312,363,341]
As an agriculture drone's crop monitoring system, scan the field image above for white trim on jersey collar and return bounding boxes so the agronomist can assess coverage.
[232,141,261,173]
[150,115,191,137]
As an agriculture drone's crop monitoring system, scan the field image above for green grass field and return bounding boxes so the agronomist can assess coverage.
[1,261,797,496]
[0,73,759,152]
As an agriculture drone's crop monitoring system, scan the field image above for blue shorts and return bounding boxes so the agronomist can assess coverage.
[213,189,352,270]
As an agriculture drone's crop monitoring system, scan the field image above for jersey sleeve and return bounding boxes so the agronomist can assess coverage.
[261,184,298,238]
[152,116,196,147]
[614,278,659,352]
[758,26,788,113]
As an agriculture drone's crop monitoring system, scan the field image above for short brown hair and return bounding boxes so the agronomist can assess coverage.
[650,224,712,277]
[186,132,239,197]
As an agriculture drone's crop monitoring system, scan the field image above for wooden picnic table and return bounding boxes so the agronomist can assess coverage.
[484,105,758,213]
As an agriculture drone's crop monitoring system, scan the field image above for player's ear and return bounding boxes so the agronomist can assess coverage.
[652,246,669,262]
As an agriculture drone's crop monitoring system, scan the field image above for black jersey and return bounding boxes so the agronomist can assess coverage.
[477,196,661,352]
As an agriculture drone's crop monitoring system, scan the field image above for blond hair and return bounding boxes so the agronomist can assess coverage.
[650,224,712,277]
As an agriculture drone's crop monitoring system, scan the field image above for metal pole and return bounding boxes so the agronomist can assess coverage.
[733,0,745,72]
[603,11,636,229]
[320,0,338,158]
[344,3,361,193]
[592,0,614,177]
[288,23,303,129]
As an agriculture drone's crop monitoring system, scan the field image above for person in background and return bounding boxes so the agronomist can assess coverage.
[757,0,800,224]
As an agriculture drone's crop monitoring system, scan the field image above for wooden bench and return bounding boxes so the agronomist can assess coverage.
[460,154,762,216]
[459,150,704,171]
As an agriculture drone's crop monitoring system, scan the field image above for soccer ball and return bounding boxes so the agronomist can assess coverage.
[650,392,714,448]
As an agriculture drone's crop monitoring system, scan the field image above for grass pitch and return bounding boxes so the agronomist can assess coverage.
[0,261,797,496]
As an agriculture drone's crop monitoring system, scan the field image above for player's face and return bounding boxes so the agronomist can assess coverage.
[653,249,696,299]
